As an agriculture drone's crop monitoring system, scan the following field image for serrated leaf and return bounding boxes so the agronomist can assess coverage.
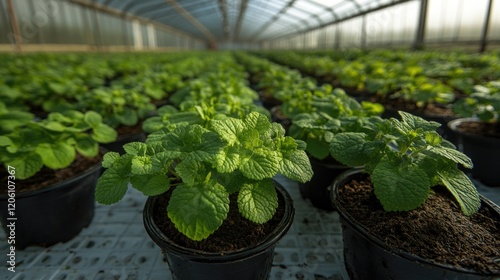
[240,150,279,180]
[428,146,473,169]
[95,167,130,205]
[210,117,245,145]
[131,156,153,174]
[84,111,103,127]
[438,169,480,215]
[175,159,207,186]
[75,134,99,157]
[36,142,76,169]
[92,123,118,143]
[305,137,330,160]
[213,170,247,193]
[130,174,169,196]
[116,108,138,126]
[123,142,148,156]
[165,125,223,162]
[151,151,173,173]
[167,183,229,241]
[6,153,43,179]
[280,150,313,183]
[398,111,441,131]
[372,158,431,211]
[215,146,241,173]
[329,132,369,166]
[238,180,278,224]
[102,152,120,168]
[244,112,271,134]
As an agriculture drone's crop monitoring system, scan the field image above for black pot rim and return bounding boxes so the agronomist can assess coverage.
[0,158,102,199]
[143,179,294,262]
[448,117,500,143]
[330,167,500,276]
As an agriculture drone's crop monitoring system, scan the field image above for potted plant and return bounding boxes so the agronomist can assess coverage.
[0,110,117,249]
[96,111,313,280]
[287,87,384,210]
[328,111,500,279]
[449,80,500,186]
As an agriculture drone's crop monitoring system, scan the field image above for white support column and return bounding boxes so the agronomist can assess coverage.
[132,20,143,50]
[147,24,157,49]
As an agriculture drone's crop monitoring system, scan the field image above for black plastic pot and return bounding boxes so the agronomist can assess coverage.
[330,168,500,280]
[0,160,101,249]
[298,158,350,211]
[143,180,294,280]
[448,118,500,187]
[101,132,146,154]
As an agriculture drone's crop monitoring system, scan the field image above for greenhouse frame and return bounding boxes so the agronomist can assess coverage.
[1,1,500,280]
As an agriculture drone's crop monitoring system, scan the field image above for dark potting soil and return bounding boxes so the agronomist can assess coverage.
[456,120,500,139]
[152,186,285,254]
[0,152,102,194]
[371,96,455,118]
[337,174,500,274]
[115,122,144,136]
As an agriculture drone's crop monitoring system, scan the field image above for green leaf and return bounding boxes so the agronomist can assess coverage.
[214,146,240,173]
[398,111,441,132]
[428,146,473,169]
[329,132,369,166]
[280,150,313,183]
[84,111,103,127]
[175,159,207,186]
[116,108,138,126]
[102,152,120,168]
[92,123,118,143]
[372,158,431,212]
[6,153,44,179]
[123,142,148,156]
[167,183,229,241]
[0,136,13,146]
[130,174,169,196]
[305,137,330,160]
[244,112,271,134]
[240,150,279,180]
[75,134,99,157]
[36,142,76,169]
[95,167,130,205]
[238,180,278,224]
[438,169,480,215]
[210,117,245,145]
[131,156,153,174]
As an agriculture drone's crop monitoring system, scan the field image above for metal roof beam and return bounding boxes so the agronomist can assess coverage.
[218,0,230,39]
[248,0,297,40]
[165,0,217,45]
[234,0,249,40]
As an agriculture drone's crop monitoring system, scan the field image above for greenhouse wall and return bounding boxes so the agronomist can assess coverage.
[0,0,206,52]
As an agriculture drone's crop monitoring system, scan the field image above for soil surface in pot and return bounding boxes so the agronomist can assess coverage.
[115,121,143,136]
[0,152,102,194]
[337,174,500,274]
[370,96,455,117]
[456,120,500,139]
[152,186,285,254]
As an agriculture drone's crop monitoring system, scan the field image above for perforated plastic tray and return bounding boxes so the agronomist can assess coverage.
[2,175,499,280]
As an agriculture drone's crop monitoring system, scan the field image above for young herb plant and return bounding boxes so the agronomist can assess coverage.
[329,111,480,215]
[452,81,500,122]
[96,112,313,241]
[0,110,117,179]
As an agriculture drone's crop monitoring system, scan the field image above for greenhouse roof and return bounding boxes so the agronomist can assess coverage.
[77,0,412,43]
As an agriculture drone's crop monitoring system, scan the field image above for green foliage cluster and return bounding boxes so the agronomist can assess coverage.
[329,111,480,215]
[452,80,500,122]
[96,112,313,241]
[0,110,117,179]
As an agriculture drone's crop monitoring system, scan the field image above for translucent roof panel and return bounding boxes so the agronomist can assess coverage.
[92,0,412,43]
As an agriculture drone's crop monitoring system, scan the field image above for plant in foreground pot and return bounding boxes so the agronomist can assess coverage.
[449,80,500,186]
[0,110,117,249]
[96,111,313,280]
[328,111,500,279]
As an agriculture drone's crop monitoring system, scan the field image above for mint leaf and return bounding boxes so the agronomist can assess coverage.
[215,146,241,173]
[280,150,313,183]
[6,153,43,180]
[240,150,279,180]
[131,156,153,174]
[306,137,330,160]
[428,146,473,169]
[130,174,169,196]
[238,180,278,224]
[372,158,431,211]
[244,112,271,134]
[175,159,207,186]
[75,134,99,157]
[36,142,76,169]
[210,117,245,145]
[167,183,229,241]
[398,111,441,131]
[92,123,118,143]
[84,111,103,127]
[95,167,130,205]
[102,152,120,168]
[123,142,148,156]
[438,169,480,216]
[329,132,369,166]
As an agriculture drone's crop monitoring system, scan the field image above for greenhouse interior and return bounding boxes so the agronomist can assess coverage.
[1,0,500,279]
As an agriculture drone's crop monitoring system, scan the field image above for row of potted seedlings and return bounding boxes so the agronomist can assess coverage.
[0,51,499,279]
[238,51,500,278]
